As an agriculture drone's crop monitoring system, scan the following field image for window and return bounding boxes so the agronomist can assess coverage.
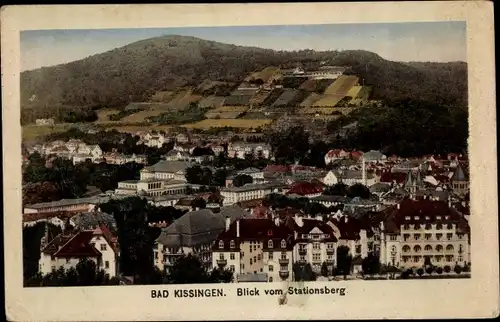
[446,255,454,262]
[414,217,420,221]
[403,224,410,230]
[413,256,420,263]
[250,258,253,265]
[405,216,411,221]
[390,235,397,241]
[268,240,274,248]
[219,253,225,260]
[230,265,235,272]
[219,240,224,249]
[105,261,109,269]
[447,223,453,229]
[281,239,287,248]
[458,255,463,262]
[51,266,56,271]
[269,252,273,260]
[414,223,421,230]
[436,245,443,252]
[100,244,107,251]
[424,245,432,252]
[425,233,432,240]
[414,245,422,253]
[403,234,410,241]
[402,245,411,253]
[313,254,321,261]
[230,240,235,249]
[241,264,245,270]
[269,265,274,272]
[257,254,261,261]
[435,256,442,262]
[446,244,454,252]
[300,256,306,261]
[414,234,421,241]
[391,246,397,253]
[66,258,70,264]
[425,216,430,221]
[254,256,257,263]
[327,243,334,249]
[436,233,443,240]
[269,277,273,282]
[230,253,235,260]
[446,233,453,240]
[355,245,362,254]
[313,242,321,250]
[425,224,432,230]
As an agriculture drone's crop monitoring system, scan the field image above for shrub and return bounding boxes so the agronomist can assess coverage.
[400,270,410,279]
[425,266,434,275]
[443,265,451,273]
[436,267,443,275]
[417,268,424,276]
[454,265,462,274]
[463,264,470,273]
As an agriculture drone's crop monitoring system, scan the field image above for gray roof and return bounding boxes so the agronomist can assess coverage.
[147,194,189,202]
[362,150,386,161]
[219,205,252,221]
[451,164,468,181]
[238,167,262,175]
[25,195,112,209]
[70,212,117,230]
[369,183,391,193]
[415,189,449,201]
[156,209,226,247]
[142,160,195,174]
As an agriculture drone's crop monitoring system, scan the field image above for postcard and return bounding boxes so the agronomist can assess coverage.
[2,2,498,321]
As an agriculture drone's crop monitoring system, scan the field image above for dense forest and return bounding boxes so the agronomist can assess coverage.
[21,35,468,121]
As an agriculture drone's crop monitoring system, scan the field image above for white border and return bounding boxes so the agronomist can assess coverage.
[2,2,498,320]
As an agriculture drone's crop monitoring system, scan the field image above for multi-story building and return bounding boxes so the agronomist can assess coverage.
[212,218,294,283]
[114,179,187,197]
[154,207,249,273]
[39,225,119,277]
[378,198,470,269]
[220,183,287,206]
[450,163,469,196]
[140,160,195,182]
[292,217,338,274]
[227,142,272,160]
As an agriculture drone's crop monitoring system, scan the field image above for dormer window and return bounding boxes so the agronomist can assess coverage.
[405,216,411,220]
[445,216,450,220]
[218,240,224,249]
[425,216,430,220]
[268,240,274,248]
[281,239,287,248]
[267,230,273,236]
[436,216,442,220]
[230,240,235,249]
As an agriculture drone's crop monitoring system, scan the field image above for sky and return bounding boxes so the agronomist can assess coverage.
[20,22,466,71]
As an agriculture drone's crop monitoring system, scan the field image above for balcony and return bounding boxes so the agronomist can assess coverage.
[279,257,289,264]
[216,259,227,266]
[325,259,335,264]
[298,249,307,255]
[297,259,307,264]
[279,270,290,279]
[326,249,335,255]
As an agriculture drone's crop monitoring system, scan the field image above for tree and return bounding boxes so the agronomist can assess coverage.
[454,264,462,274]
[99,197,159,280]
[191,197,207,210]
[417,268,424,276]
[361,254,381,276]
[168,254,210,284]
[335,246,352,279]
[346,183,371,199]
[321,262,329,277]
[323,183,348,197]
[212,169,227,187]
[425,266,434,275]
[233,174,253,187]
[209,267,234,283]
[443,265,451,273]
[293,262,316,281]
[269,126,310,164]
[462,263,470,273]
[436,267,443,275]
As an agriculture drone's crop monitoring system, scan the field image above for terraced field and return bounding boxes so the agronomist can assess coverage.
[324,75,359,96]
[96,109,121,122]
[120,109,168,123]
[22,124,71,141]
[245,67,280,83]
[183,118,273,129]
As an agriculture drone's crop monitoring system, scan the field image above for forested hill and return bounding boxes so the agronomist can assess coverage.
[21,35,468,113]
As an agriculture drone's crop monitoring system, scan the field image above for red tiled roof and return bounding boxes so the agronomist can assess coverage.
[213,219,294,251]
[54,231,102,258]
[286,181,324,196]
[23,211,74,223]
[264,165,290,173]
[94,224,119,254]
[329,217,371,240]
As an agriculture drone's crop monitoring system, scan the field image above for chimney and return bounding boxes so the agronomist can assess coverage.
[275,217,280,227]
[225,216,230,232]
[236,220,240,238]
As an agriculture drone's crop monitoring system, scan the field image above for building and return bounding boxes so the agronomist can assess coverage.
[450,163,469,196]
[139,160,195,181]
[324,149,351,165]
[322,170,378,187]
[228,142,272,160]
[212,218,294,283]
[114,179,187,197]
[154,207,249,273]
[35,118,55,126]
[292,216,338,274]
[38,226,119,277]
[23,196,110,214]
[286,181,324,198]
[378,199,470,270]
[220,183,287,206]
[236,167,265,182]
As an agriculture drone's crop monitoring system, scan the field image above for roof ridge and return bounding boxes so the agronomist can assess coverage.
[53,232,79,257]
